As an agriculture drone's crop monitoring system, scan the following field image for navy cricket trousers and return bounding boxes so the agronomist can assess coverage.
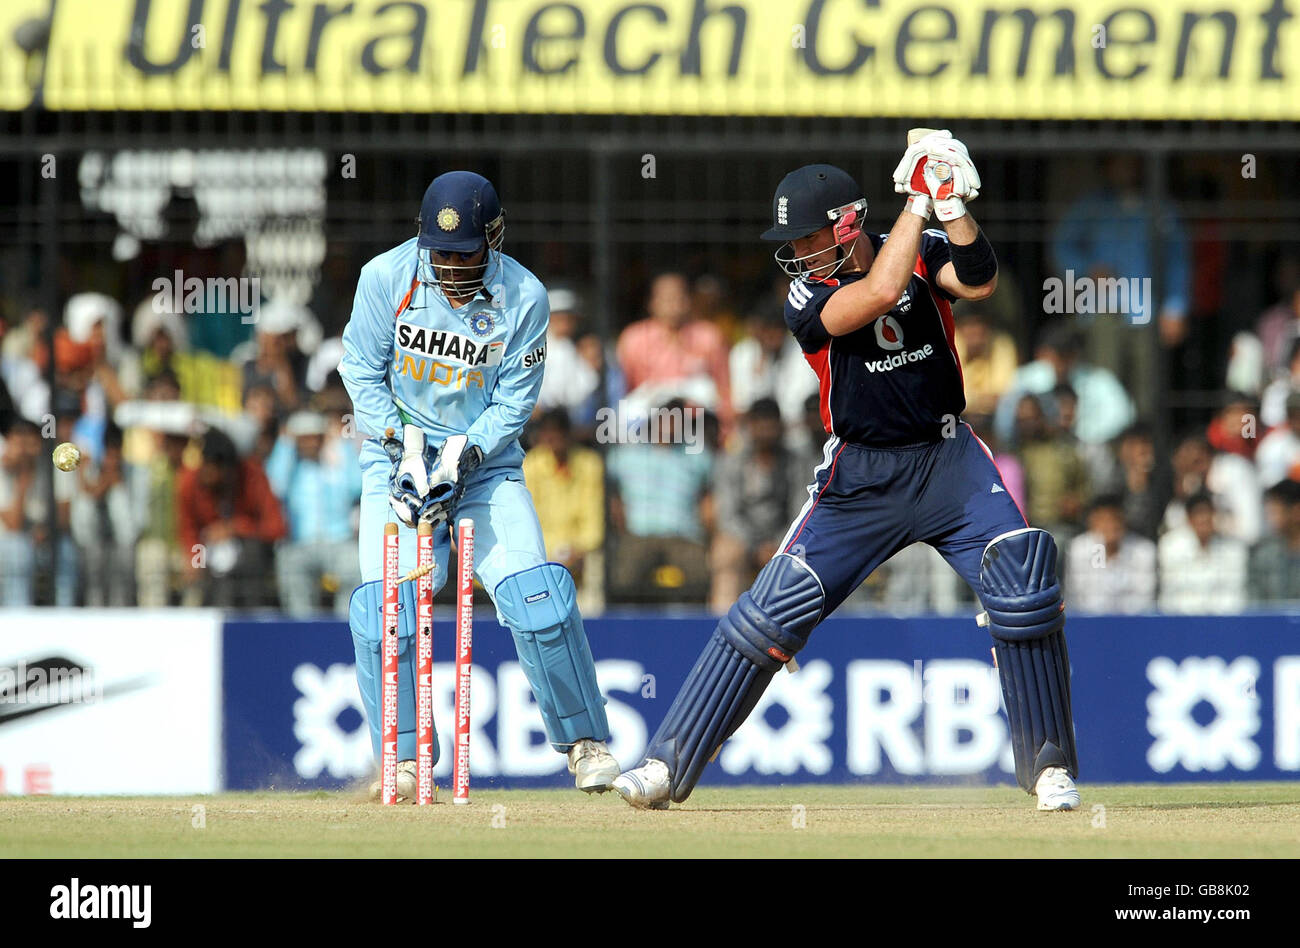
[779,423,1027,614]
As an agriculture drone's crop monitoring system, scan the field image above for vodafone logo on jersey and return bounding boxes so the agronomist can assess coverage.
[874,314,905,351]
[866,313,933,372]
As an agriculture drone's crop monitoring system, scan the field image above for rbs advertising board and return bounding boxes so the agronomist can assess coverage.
[222,614,1300,790]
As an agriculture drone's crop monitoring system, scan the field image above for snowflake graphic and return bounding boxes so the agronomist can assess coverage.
[1146,656,1260,773]
[720,659,833,776]
[292,663,372,779]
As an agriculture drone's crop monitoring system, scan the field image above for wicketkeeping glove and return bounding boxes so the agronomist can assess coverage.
[383,424,438,527]
[424,434,484,519]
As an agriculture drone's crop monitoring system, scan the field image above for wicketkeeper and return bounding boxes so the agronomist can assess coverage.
[615,132,1080,811]
[340,171,619,802]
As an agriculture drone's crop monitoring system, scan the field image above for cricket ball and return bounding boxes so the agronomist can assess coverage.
[52,442,82,472]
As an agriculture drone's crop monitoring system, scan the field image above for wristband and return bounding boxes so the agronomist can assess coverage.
[950,229,997,286]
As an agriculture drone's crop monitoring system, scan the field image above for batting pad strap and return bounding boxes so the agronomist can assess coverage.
[720,554,823,669]
[980,528,1064,641]
[348,579,418,648]
[495,564,610,750]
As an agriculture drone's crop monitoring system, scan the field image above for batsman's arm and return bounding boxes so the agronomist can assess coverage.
[463,280,549,461]
[935,212,998,301]
[338,261,405,440]
[819,209,926,336]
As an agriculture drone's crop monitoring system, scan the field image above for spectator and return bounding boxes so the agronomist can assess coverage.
[0,305,51,423]
[692,274,741,343]
[1249,479,1300,604]
[70,422,138,607]
[1254,254,1300,377]
[1158,492,1247,614]
[130,404,194,607]
[616,272,732,428]
[1066,494,1157,613]
[1051,154,1190,393]
[1164,433,1262,545]
[1013,393,1089,540]
[243,381,281,464]
[1260,337,1300,429]
[1053,382,1115,488]
[1206,391,1258,461]
[265,412,362,617]
[571,331,625,440]
[606,399,713,603]
[709,398,798,611]
[177,426,286,608]
[728,301,818,423]
[1102,422,1169,541]
[954,309,1018,422]
[787,391,828,476]
[0,420,43,604]
[125,298,187,393]
[994,325,1135,447]
[537,287,598,414]
[239,299,318,418]
[522,408,605,611]
[0,367,14,436]
[1257,390,1300,488]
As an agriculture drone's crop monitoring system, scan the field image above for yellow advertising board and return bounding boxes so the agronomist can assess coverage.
[1,0,1297,118]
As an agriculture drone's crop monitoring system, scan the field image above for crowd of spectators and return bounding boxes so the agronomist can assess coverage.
[4,227,1300,616]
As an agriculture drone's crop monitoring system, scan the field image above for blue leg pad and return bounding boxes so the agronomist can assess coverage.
[980,528,1078,792]
[494,563,609,750]
[348,579,438,766]
[646,553,824,802]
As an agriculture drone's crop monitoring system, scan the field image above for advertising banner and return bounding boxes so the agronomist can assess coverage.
[222,612,1300,790]
[0,610,223,795]
[1,0,1297,118]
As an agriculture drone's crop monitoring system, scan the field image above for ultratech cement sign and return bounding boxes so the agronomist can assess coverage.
[1,0,1298,118]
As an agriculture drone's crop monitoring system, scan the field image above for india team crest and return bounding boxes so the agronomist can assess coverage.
[470,312,495,337]
[436,206,460,231]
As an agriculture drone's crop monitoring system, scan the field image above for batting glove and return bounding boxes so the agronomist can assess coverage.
[892,129,954,196]
[922,142,981,222]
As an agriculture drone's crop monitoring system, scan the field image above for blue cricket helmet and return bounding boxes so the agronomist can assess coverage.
[416,171,506,297]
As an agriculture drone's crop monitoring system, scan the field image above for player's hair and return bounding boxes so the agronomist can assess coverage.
[1183,491,1216,516]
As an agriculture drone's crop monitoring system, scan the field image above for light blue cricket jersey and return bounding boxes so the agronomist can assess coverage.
[339,237,549,470]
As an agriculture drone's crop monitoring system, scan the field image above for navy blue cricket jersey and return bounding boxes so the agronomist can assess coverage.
[785,229,964,447]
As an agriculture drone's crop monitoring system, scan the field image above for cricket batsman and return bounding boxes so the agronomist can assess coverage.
[615,132,1080,811]
[340,171,619,802]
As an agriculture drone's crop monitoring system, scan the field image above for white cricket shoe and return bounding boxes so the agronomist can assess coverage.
[369,759,419,804]
[567,739,620,793]
[1035,766,1080,811]
[612,758,671,810]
